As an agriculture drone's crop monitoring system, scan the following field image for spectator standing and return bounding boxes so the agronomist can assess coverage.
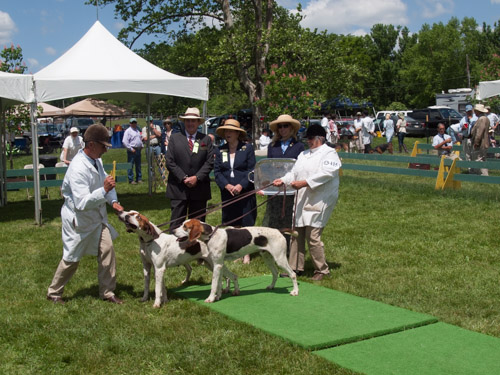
[47,124,124,305]
[165,107,214,231]
[328,114,339,143]
[162,118,173,155]
[258,128,271,151]
[486,106,499,132]
[460,104,478,163]
[273,124,341,281]
[60,127,84,165]
[361,110,376,153]
[214,119,256,264]
[470,104,491,176]
[122,118,143,184]
[352,112,364,152]
[263,114,305,254]
[321,114,330,141]
[432,123,453,156]
[142,116,162,157]
[383,113,395,143]
[396,113,409,153]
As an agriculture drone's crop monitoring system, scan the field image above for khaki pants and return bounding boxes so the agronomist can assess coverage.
[47,225,117,299]
[289,226,329,275]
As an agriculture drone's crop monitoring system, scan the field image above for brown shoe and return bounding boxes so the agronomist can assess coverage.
[104,295,123,304]
[46,295,65,305]
[311,273,327,281]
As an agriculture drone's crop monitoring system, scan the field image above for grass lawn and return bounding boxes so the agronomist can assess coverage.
[1,141,499,374]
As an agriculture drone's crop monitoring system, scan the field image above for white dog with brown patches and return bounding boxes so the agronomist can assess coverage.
[117,210,212,308]
[174,219,299,303]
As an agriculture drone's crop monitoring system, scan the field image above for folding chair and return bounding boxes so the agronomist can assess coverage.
[24,164,50,199]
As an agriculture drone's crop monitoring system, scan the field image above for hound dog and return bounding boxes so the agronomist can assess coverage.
[118,210,214,308]
[174,219,299,303]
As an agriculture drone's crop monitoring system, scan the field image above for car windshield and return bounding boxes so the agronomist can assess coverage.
[37,124,58,133]
[77,119,94,126]
[438,108,462,118]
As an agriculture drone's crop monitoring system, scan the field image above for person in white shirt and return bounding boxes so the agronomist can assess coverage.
[321,114,330,141]
[142,116,162,156]
[361,110,376,153]
[60,127,84,165]
[352,112,364,152]
[383,113,395,143]
[486,106,499,131]
[460,105,478,162]
[432,123,453,156]
[258,128,271,150]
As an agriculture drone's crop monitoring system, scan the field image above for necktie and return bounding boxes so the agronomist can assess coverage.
[188,136,194,152]
[93,160,99,171]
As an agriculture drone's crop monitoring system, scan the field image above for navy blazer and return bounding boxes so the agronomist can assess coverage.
[267,137,305,159]
[214,142,256,192]
[165,131,214,200]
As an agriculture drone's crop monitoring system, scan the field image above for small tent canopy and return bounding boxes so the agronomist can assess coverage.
[477,80,500,100]
[321,96,373,112]
[33,21,209,103]
[38,102,65,117]
[63,98,128,116]
[0,72,34,108]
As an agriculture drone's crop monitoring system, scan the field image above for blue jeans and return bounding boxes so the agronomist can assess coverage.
[127,149,142,182]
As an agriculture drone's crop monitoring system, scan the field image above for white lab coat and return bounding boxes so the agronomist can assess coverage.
[281,144,341,228]
[60,150,118,262]
[361,116,375,145]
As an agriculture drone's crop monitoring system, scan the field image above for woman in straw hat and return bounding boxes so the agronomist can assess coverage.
[214,119,257,263]
[262,114,305,255]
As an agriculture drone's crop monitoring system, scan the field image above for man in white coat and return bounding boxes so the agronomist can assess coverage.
[361,110,376,153]
[47,124,124,305]
[273,124,341,281]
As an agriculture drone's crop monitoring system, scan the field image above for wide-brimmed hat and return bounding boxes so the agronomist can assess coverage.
[70,127,79,134]
[179,107,204,122]
[474,104,488,113]
[269,114,300,134]
[84,124,112,147]
[398,112,405,119]
[216,119,246,139]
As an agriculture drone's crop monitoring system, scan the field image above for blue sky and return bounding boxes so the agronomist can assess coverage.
[1,0,499,72]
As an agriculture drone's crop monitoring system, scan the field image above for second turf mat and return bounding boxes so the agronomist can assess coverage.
[314,322,500,375]
[174,275,437,350]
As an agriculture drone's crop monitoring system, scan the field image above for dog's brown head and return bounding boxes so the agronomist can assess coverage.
[174,219,213,243]
[118,210,160,241]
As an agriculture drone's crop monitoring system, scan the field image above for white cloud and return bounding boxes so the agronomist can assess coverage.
[45,46,56,55]
[297,0,408,35]
[491,0,500,3]
[113,21,125,30]
[417,0,454,19]
[27,58,39,69]
[0,11,17,44]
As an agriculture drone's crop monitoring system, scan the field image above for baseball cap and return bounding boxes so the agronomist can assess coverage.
[465,104,473,112]
[129,117,137,123]
[70,127,79,133]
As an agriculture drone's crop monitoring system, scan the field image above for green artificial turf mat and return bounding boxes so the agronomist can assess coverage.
[173,275,437,350]
[314,322,500,375]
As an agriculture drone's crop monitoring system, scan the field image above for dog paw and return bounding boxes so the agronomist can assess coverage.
[140,296,149,302]
[222,287,230,294]
[204,297,215,303]
[153,302,162,308]
[290,290,299,296]
[232,290,240,296]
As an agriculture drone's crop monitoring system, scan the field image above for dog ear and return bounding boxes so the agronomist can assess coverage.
[188,220,202,242]
[138,214,159,240]
[146,222,160,240]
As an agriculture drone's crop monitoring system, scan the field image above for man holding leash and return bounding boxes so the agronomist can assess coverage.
[47,124,124,305]
[165,107,214,231]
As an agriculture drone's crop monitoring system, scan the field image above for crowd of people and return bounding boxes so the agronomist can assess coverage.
[46,107,342,304]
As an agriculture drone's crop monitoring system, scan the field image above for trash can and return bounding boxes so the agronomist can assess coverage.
[39,155,58,180]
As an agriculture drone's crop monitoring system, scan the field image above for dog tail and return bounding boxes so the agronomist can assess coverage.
[280,228,299,238]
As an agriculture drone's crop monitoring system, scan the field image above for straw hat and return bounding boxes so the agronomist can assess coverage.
[474,104,488,113]
[179,107,204,123]
[269,114,300,134]
[216,119,247,139]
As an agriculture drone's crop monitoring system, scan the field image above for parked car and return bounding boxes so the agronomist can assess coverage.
[37,123,63,153]
[375,114,424,137]
[409,106,462,136]
[63,117,95,137]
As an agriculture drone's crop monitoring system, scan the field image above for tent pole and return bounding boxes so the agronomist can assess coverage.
[0,100,6,207]
[146,95,152,196]
[202,101,207,134]
[31,102,42,225]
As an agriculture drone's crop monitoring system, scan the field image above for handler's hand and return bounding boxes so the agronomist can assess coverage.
[231,184,243,195]
[104,176,116,193]
[112,202,124,213]
[273,178,283,187]
[291,180,308,190]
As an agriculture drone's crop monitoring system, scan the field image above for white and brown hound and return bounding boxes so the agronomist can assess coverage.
[117,210,212,308]
[174,219,299,303]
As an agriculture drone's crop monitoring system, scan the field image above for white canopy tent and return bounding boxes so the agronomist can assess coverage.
[476,80,500,100]
[0,72,35,207]
[23,20,209,224]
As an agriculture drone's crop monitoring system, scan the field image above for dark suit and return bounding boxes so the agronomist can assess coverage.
[214,142,256,227]
[267,137,305,159]
[166,130,214,230]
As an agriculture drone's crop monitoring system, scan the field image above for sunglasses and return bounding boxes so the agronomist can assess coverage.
[278,124,290,129]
